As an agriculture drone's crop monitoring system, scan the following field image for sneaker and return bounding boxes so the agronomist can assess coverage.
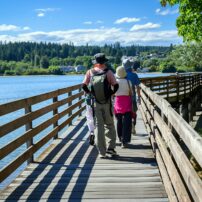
[132,126,136,135]
[121,143,127,148]
[99,154,107,159]
[106,149,117,155]
[89,133,95,146]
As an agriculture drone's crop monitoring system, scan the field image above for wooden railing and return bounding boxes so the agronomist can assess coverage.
[139,74,202,202]
[0,73,202,201]
[141,73,201,103]
[0,84,85,183]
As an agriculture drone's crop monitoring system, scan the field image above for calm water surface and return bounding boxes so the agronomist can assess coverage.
[0,73,170,189]
[0,73,171,104]
[0,75,84,104]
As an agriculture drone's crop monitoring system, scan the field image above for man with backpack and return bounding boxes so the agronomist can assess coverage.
[82,53,119,158]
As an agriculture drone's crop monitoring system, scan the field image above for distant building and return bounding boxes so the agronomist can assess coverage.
[75,65,86,72]
[59,66,75,73]
[140,68,150,73]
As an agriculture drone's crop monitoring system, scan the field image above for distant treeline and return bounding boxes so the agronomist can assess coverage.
[0,41,169,62]
[0,41,171,75]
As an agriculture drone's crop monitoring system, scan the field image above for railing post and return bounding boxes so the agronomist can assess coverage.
[180,101,189,122]
[189,75,191,94]
[166,78,169,99]
[184,76,186,98]
[53,96,58,139]
[188,101,192,123]
[191,75,194,92]
[176,75,179,102]
[25,105,33,164]
[68,91,72,125]
[150,79,153,90]
[79,87,82,116]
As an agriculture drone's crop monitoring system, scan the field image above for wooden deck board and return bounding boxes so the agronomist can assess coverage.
[0,112,168,201]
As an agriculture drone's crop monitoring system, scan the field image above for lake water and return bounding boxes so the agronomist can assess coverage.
[0,73,171,104]
[0,73,170,189]
[0,75,84,104]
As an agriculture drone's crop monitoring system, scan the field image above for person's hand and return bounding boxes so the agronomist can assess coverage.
[137,97,141,105]
[111,94,115,100]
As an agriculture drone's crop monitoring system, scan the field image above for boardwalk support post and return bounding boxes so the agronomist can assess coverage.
[68,91,72,125]
[25,104,33,164]
[53,95,58,139]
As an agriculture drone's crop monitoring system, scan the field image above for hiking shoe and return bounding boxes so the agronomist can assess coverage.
[89,133,95,146]
[132,126,136,135]
[106,149,117,155]
[99,154,107,159]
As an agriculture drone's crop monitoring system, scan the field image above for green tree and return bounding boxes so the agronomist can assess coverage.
[40,56,49,68]
[34,55,40,67]
[48,66,63,75]
[168,43,202,71]
[159,61,177,73]
[161,0,202,42]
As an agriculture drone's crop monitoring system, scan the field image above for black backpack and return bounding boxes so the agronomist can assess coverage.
[90,68,112,104]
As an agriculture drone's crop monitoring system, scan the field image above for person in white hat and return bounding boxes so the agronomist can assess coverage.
[114,66,133,148]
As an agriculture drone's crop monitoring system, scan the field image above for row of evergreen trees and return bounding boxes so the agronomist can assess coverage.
[0,41,171,75]
[0,41,169,63]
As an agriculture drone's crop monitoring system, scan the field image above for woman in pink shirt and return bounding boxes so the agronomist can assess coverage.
[114,66,132,148]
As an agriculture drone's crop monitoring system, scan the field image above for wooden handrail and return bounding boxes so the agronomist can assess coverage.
[0,84,85,183]
[0,73,202,200]
[140,73,201,103]
[139,73,202,202]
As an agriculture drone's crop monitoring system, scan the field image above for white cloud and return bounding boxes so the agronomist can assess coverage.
[35,8,58,12]
[84,21,93,25]
[84,20,103,25]
[0,27,182,46]
[37,13,45,17]
[0,24,31,32]
[114,17,140,24]
[35,8,60,17]
[96,20,103,24]
[0,24,19,31]
[23,26,31,31]
[130,22,161,31]
[156,8,178,16]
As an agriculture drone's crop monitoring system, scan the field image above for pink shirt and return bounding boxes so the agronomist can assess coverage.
[114,77,132,114]
[114,96,132,114]
[82,64,117,86]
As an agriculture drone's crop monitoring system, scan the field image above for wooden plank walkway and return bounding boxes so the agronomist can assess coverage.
[0,112,168,202]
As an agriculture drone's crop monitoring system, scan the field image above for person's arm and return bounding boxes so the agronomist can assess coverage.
[82,83,90,94]
[136,85,141,104]
[82,70,91,94]
[113,83,119,94]
[133,73,141,104]
[107,70,119,94]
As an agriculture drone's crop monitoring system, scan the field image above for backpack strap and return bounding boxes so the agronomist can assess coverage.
[91,68,109,76]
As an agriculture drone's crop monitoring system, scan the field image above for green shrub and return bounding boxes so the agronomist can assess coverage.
[48,66,63,75]
[4,70,16,76]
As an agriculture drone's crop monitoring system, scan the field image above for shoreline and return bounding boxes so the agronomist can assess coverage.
[0,73,85,77]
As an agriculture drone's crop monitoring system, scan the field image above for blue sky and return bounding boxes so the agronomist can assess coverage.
[0,0,182,46]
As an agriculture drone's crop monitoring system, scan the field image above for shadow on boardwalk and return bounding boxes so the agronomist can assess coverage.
[2,116,167,201]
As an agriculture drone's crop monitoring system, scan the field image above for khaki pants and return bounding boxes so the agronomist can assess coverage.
[94,101,116,155]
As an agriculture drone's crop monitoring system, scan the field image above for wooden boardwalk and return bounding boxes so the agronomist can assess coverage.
[0,112,168,202]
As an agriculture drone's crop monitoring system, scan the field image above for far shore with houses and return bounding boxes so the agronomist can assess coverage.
[59,56,151,74]
[59,65,86,73]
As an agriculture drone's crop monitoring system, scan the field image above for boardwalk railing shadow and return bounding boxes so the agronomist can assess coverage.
[5,118,99,201]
